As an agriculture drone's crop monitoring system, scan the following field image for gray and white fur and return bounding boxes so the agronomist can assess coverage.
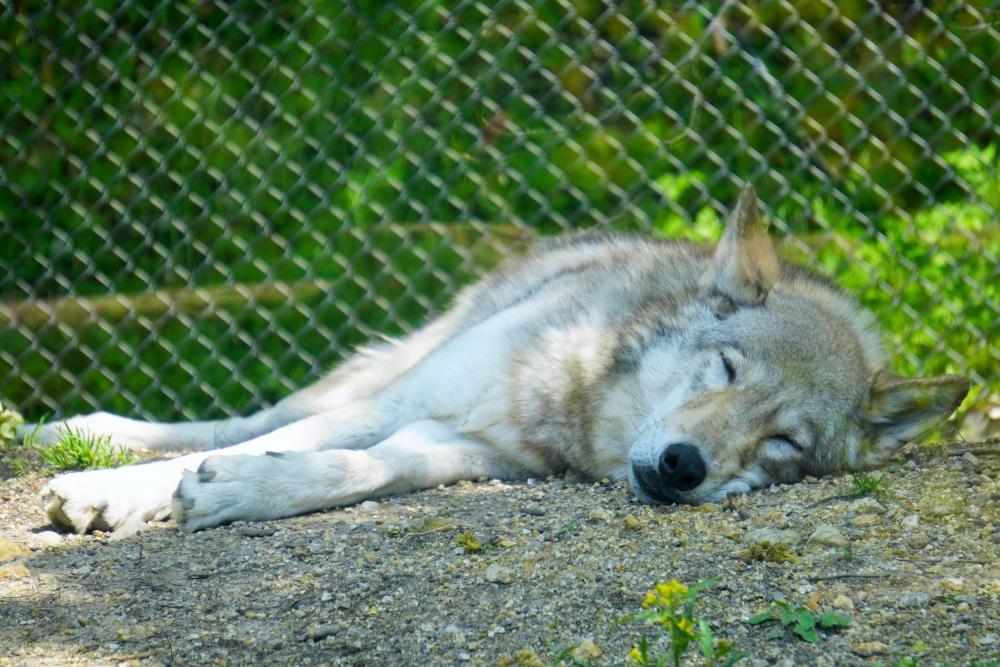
[22,187,969,535]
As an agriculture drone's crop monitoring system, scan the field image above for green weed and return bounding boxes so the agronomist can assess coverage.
[741,541,798,564]
[41,426,135,471]
[748,602,850,643]
[851,473,891,501]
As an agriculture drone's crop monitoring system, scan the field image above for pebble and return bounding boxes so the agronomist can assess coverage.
[28,531,63,550]
[622,515,645,530]
[961,452,980,471]
[0,539,27,562]
[359,500,381,512]
[484,564,515,584]
[831,594,854,610]
[901,514,920,529]
[941,577,967,592]
[571,639,601,660]
[852,641,890,657]
[851,497,883,513]
[743,528,800,545]
[305,625,338,642]
[587,509,611,522]
[0,561,30,578]
[898,592,930,608]
[851,514,881,527]
[237,525,276,537]
[807,524,847,547]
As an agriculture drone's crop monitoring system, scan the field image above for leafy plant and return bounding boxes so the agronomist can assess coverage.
[748,602,850,643]
[41,426,135,471]
[741,541,798,564]
[455,532,484,553]
[626,579,743,667]
[851,473,890,501]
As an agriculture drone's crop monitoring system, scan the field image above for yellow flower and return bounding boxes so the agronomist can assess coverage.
[628,646,644,663]
[675,617,695,636]
[642,579,690,608]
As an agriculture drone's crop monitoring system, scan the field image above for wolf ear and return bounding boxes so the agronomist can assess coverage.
[862,371,970,461]
[698,185,781,305]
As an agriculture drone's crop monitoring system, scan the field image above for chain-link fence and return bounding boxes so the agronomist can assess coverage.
[2,1,998,426]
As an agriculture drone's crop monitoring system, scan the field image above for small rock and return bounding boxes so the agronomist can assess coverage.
[0,562,30,578]
[359,500,381,512]
[237,525,276,537]
[743,528,800,545]
[571,639,602,660]
[484,564,515,584]
[852,497,883,513]
[320,591,333,602]
[851,514,881,527]
[831,594,854,610]
[961,452,980,471]
[898,592,930,608]
[941,577,967,592]
[587,509,611,522]
[807,524,847,547]
[979,633,997,646]
[28,532,63,550]
[901,514,920,529]
[852,641,890,657]
[622,515,645,531]
[305,624,338,641]
[0,540,27,562]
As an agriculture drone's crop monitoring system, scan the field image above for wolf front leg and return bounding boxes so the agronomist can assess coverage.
[40,402,404,535]
[173,420,520,532]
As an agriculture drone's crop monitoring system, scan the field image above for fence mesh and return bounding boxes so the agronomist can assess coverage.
[1,0,998,426]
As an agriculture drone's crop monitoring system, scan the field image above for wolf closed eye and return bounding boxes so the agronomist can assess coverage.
[20,186,969,535]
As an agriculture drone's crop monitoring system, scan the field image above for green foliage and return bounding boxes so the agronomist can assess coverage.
[1,1,996,421]
[749,602,850,643]
[40,427,135,471]
[741,541,798,564]
[625,579,744,666]
[851,472,891,500]
[455,531,484,553]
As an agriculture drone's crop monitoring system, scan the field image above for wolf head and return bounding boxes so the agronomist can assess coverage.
[627,186,969,505]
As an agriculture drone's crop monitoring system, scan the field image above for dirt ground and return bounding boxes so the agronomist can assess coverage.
[1,441,998,667]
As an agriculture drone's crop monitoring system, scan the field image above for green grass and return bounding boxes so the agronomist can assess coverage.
[851,472,891,501]
[40,426,135,471]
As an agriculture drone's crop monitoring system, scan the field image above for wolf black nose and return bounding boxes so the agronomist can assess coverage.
[659,443,707,491]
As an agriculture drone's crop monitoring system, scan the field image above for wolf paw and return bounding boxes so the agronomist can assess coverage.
[41,463,179,536]
[173,454,278,532]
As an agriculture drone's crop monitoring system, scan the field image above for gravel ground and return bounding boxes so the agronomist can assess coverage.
[1,441,998,667]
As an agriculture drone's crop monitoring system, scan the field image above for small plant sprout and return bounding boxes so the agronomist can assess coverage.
[626,579,743,667]
[748,602,850,643]
[41,425,135,471]
[851,472,890,501]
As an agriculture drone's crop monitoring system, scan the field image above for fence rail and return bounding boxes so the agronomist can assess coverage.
[1,0,997,425]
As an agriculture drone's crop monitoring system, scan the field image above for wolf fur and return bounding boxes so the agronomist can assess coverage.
[21,187,969,535]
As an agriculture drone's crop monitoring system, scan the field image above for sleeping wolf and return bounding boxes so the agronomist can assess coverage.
[22,187,969,535]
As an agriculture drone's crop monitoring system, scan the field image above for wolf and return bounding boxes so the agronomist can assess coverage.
[21,187,969,535]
